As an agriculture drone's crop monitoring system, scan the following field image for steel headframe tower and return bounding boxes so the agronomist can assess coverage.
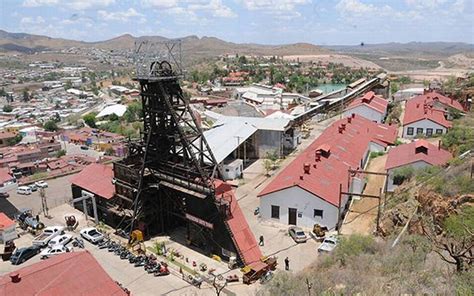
[130,39,220,234]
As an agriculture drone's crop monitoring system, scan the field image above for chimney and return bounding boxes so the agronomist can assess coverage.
[416,103,420,108]
[315,150,321,161]
[341,123,346,130]
[303,163,310,174]
[347,117,352,124]
[313,164,317,168]
[10,273,20,283]
[351,113,355,119]
[299,175,304,180]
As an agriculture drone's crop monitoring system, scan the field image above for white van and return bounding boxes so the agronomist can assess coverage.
[17,186,32,195]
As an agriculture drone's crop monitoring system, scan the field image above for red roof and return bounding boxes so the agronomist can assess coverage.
[403,91,464,128]
[258,115,397,206]
[0,169,13,184]
[215,180,263,267]
[0,251,127,296]
[346,91,388,114]
[0,212,15,230]
[385,140,452,170]
[70,163,114,199]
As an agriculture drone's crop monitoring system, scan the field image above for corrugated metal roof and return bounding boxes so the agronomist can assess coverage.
[204,121,257,164]
[215,181,262,266]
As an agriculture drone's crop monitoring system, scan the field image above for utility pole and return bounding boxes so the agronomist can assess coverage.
[40,188,49,217]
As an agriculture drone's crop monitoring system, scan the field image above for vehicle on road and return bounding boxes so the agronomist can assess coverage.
[48,234,73,247]
[40,245,72,259]
[318,235,339,253]
[32,226,65,247]
[35,180,48,188]
[288,226,307,243]
[28,184,38,192]
[0,192,9,198]
[80,227,104,244]
[10,245,41,265]
[80,145,89,150]
[17,186,32,195]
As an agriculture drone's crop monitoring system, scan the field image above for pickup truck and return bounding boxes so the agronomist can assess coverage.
[32,226,65,247]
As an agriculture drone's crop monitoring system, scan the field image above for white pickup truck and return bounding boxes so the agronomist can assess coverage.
[32,226,65,247]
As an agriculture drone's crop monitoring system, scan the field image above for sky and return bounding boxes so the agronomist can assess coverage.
[0,0,473,45]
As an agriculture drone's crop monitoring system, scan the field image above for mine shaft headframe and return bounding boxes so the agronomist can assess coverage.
[134,39,183,81]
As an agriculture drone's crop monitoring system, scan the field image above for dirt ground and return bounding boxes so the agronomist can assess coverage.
[341,154,388,235]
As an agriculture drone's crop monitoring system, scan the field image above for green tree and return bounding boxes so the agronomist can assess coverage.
[0,87,6,96]
[6,134,22,146]
[83,113,97,128]
[43,120,59,131]
[55,149,66,157]
[22,88,30,102]
[64,80,72,90]
[2,105,13,112]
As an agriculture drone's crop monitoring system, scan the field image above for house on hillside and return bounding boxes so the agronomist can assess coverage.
[402,92,464,138]
[385,140,451,192]
[258,114,397,229]
[343,91,388,123]
[0,169,16,194]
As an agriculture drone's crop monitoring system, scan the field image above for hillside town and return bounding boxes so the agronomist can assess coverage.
[0,1,473,296]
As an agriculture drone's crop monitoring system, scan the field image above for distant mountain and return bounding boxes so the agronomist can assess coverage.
[324,42,474,58]
[0,30,330,61]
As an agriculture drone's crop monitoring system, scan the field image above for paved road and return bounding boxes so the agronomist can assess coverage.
[0,175,74,219]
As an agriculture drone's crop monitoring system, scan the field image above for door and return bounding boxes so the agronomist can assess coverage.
[288,208,297,225]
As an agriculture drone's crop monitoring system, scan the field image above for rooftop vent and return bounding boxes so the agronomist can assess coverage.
[347,117,352,124]
[303,163,311,174]
[10,273,20,283]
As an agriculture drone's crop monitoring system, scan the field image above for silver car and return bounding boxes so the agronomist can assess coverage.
[288,226,307,243]
[318,235,339,252]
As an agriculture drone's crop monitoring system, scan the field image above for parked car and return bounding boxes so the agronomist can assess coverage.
[0,192,9,198]
[80,145,89,150]
[10,245,41,265]
[48,234,73,247]
[80,227,104,244]
[35,180,48,188]
[288,226,307,243]
[318,235,339,253]
[40,245,72,259]
[28,184,38,192]
[32,226,65,247]
[17,186,32,195]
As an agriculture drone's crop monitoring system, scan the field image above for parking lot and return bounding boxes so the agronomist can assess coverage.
[0,174,73,219]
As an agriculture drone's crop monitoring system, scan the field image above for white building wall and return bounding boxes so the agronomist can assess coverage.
[403,119,447,138]
[344,105,384,123]
[0,225,17,243]
[260,186,348,229]
[387,160,432,192]
[0,180,18,194]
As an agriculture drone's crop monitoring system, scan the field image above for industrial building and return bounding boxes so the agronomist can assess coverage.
[258,114,397,229]
[343,91,388,123]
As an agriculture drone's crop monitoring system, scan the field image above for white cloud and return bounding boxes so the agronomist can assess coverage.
[239,0,309,20]
[22,0,59,7]
[23,0,115,10]
[405,0,448,9]
[20,16,46,25]
[142,0,236,18]
[98,8,144,22]
[336,0,394,17]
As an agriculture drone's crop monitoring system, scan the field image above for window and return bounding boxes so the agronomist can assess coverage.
[314,209,323,218]
[271,205,280,219]
[407,127,414,135]
[436,129,443,135]
[416,128,423,135]
[426,128,433,136]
